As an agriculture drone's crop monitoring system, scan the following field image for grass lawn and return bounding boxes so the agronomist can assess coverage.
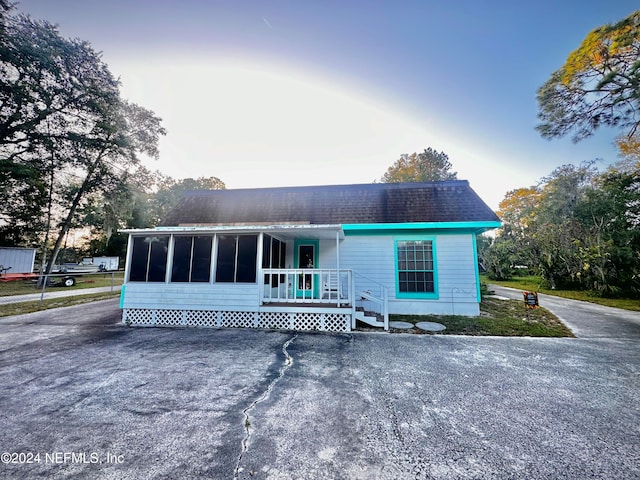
[0,271,124,296]
[390,297,574,337]
[0,291,121,317]
[480,274,640,312]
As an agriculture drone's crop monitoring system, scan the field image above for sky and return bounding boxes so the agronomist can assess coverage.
[15,0,639,210]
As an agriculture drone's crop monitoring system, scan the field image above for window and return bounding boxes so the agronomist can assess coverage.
[263,235,286,286]
[171,236,213,283]
[215,235,258,283]
[396,240,436,296]
[129,236,169,282]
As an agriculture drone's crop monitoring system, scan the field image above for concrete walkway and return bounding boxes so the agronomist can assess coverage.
[0,285,121,305]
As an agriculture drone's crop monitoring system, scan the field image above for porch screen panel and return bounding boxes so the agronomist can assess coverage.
[171,236,192,282]
[262,235,272,268]
[147,236,169,282]
[191,236,213,282]
[397,240,435,293]
[129,236,168,282]
[215,234,258,283]
[263,235,286,286]
[129,237,150,281]
[215,235,236,282]
[236,235,257,282]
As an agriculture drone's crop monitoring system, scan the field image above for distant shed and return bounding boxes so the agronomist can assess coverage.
[0,247,36,274]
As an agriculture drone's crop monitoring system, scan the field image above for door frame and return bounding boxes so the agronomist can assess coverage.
[293,239,319,299]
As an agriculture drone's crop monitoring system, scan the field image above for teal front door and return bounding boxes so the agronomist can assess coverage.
[294,239,319,299]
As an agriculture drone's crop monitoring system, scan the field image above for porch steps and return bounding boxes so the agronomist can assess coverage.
[354,309,385,328]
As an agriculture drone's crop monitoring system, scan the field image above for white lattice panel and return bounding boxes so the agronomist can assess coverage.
[292,312,322,331]
[258,312,293,330]
[186,310,217,327]
[123,309,350,332]
[156,309,184,326]
[219,311,254,328]
[323,314,350,332]
[122,309,153,326]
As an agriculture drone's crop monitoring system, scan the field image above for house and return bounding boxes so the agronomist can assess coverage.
[119,181,500,332]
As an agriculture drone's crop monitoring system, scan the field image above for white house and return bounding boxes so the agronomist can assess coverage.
[119,181,500,332]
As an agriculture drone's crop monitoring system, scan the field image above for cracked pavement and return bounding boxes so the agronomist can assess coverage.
[0,297,639,479]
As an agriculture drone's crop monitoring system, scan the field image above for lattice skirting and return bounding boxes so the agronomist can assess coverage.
[122,309,351,332]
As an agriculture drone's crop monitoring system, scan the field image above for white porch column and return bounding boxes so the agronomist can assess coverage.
[336,230,341,307]
[165,234,175,283]
[257,233,264,303]
[336,230,340,271]
[124,234,134,282]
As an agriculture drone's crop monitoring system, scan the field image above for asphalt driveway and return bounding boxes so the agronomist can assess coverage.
[0,296,639,479]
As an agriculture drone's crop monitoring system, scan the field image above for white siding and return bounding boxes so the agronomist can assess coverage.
[338,233,480,316]
[122,282,260,311]
[121,232,481,317]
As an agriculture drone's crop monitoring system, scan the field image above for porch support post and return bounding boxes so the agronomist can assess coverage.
[336,230,341,307]
[123,234,134,282]
[257,233,264,305]
[165,234,174,283]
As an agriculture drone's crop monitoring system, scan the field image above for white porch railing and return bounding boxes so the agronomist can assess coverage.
[260,268,352,307]
[353,271,389,330]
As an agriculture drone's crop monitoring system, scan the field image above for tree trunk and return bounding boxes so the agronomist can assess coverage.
[44,153,104,277]
[36,154,56,288]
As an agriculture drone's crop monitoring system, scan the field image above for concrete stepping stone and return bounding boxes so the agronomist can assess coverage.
[415,321,446,332]
[388,321,414,329]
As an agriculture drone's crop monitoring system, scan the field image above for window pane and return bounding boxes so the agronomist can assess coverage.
[147,236,168,282]
[396,240,435,293]
[262,235,272,268]
[191,236,213,282]
[171,236,192,282]
[236,235,258,282]
[216,235,236,283]
[129,237,149,282]
[271,239,278,268]
[278,241,286,283]
[269,238,280,286]
[425,272,434,292]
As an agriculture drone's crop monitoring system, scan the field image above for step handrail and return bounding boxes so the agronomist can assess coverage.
[353,271,389,330]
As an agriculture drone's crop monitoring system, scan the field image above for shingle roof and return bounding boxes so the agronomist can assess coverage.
[159,181,500,226]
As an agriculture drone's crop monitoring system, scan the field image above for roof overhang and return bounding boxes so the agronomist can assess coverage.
[119,224,346,240]
[342,221,502,235]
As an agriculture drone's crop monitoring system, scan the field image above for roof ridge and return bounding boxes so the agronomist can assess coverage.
[183,180,470,196]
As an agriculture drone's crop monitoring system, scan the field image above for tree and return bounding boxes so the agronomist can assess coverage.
[536,11,640,156]
[575,164,640,295]
[490,160,640,296]
[0,10,165,274]
[75,174,227,260]
[44,100,165,275]
[151,176,226,225]
[492,187,542,276]
[381,147,457,183]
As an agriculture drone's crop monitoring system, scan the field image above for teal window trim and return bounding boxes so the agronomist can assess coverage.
[394,237,439,299]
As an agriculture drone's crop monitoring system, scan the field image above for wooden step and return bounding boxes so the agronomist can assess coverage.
[354,310,385,328]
